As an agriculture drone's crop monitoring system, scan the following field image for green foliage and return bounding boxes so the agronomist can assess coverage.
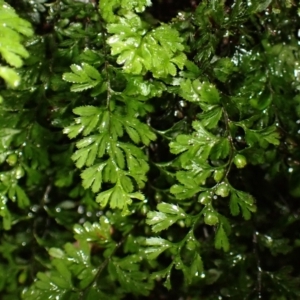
[106,14,186,77]
[0,0,300,299]
[62,63,103,92]
[0,1,33,88]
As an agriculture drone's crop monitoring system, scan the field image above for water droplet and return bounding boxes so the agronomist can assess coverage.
[93,210,102,217]
[31,205,39,212]
[78,205,84,214]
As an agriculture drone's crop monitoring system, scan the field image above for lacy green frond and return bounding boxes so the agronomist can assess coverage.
[0,1,33,87]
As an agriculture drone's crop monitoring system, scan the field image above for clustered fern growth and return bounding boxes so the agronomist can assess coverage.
[1,0,300,299]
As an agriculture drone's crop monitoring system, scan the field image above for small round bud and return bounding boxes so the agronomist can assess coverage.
[215,183,230,198]
[233,154,247,169]
[204,212,219,226]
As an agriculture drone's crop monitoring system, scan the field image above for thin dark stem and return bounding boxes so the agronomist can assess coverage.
[253,231,262,299]
[79,235,127,299]
[222,107,235,179]
[93,2,112,109]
